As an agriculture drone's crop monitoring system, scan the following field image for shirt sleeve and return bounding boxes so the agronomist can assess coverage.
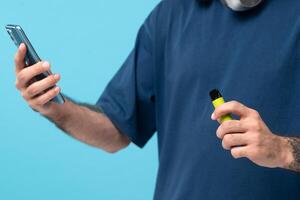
[96,9,158,148]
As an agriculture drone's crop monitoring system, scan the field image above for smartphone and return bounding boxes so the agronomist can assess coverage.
[5,24,65,104]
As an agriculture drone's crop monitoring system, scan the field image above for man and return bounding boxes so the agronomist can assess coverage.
[13,0,300,199]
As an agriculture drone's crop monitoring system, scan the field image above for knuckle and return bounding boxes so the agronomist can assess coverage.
[51,88,57,95]
[17,72,26,83]
[35,98,44,106]
[222,136,230,150]
[14,54,20,64]
[250,109,260,118]
[255,122,262,131]
[14,58,18,65]
[228,103,235,111]
[21,91,28,100]
[15,80,20,89]
[231,100,239,105]
[223,120,237,132]
[20,91,25,98]
[27,86,37,96]
[231,100,242,109]
[224,134,231,143]
[257,124,263,132]
[50,75,57,84]
[248,120,260,131]
[28,101,35,109]
[33,65,43,74]
[28,101,39,111]
[216,126,222,137]
[214,107,220,115]
[224,120,234,128]
[231,149,240,159]
[222,140,227,149]
[217,127,224,139]
[216,130,221,139]
[45,89,57,103]
[248,149,258,159]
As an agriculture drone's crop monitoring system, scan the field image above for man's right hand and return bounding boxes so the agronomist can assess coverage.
[14,43,61,113]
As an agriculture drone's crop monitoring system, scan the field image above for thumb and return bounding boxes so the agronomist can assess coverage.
[14,43,27,74]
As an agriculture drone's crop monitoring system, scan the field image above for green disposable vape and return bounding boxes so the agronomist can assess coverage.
[209,89,233,123]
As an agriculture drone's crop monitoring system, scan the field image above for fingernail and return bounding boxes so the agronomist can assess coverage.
[19,43,24,50]
[55,87,60,92]
[42,61,50,69]
[54,74,60,80]
[211,112,216,120]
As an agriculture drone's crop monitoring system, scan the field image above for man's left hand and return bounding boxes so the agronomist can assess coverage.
[211,101,293,169]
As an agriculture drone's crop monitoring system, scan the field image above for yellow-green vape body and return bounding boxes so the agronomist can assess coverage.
[210,89,233,123]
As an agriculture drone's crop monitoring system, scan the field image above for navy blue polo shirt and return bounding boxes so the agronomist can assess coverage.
[97,0,300,199]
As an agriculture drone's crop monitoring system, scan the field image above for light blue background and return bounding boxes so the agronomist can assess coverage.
[0,1,160,199]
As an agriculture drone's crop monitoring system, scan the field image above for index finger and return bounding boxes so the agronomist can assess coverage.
[213,101,250,120]
[14,43,27,74]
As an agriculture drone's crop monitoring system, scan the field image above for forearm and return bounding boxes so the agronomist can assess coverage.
[283,137,300,172]
[41,98,130,153]
[274,135,300,172]
[11,47,129,152]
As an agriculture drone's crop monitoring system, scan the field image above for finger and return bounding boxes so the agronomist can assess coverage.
[211,113,224,124]
[216,120,247,139]
[31,86,60,106]
[25,74,60,98]
[212,101,250,120]
[222,133,250,150]
[16,61,50,89]
[14,43,27,73]
[231,146,249,159]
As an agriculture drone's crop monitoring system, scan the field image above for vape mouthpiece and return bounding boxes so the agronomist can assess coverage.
[209,89,222,101]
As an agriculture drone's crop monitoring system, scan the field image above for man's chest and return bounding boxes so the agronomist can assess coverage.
[161,16,300,91]
[154,9,300,137]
